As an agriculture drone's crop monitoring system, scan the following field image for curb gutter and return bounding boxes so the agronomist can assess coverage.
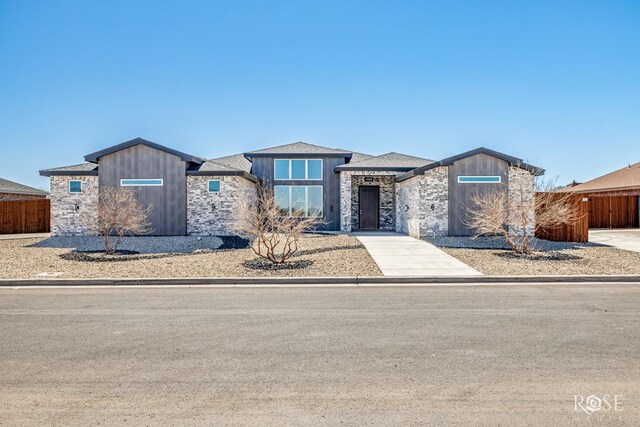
[1,275,640,287]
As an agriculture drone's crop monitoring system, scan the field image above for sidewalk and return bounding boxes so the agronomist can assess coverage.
[353,231,482,276]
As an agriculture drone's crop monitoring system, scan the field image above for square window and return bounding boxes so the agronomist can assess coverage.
[69,180,82,193]
[274,160,290,180]
[291,160,306,180]
[208,180,221,192]
[307,160,322,180]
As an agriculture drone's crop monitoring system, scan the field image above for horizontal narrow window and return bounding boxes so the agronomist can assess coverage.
[69,180,82,193]
[120,179,163,186]
[208,180,221,192]
[273,159,323,180]
[457,176,501,184]
[274,185,323,217]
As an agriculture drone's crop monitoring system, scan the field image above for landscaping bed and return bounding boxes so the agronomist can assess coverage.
[0,234,382,279]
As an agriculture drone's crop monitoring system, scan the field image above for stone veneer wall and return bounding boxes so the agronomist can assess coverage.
[49,175,99,236]
[186,175,257,236]
[507,166,535,234]
[395,166,449,238]
[340,171,398,232]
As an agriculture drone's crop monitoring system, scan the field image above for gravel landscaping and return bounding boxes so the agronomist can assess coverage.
[424,235,598,251]
[0,234,382,279]
[442,245,640,276]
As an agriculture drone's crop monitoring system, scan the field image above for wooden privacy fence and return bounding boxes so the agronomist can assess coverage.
[585,193,639,229]
[0,199,50,234]
[535,193,589,243]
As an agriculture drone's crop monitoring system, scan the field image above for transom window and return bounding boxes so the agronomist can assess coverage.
[457,176,501,184]
[274,159,322,180]
[208,180,221,192]
[120,179,164,186]
[274,186,323,217]
[68,180,82,193]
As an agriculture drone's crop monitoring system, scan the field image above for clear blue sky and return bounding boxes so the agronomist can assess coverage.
[1,0,639,190]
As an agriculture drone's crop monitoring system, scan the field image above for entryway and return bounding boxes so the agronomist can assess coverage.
[353,231,482,276]
[358,186,379,230]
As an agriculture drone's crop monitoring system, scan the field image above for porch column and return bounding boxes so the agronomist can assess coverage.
[339,171,352,232]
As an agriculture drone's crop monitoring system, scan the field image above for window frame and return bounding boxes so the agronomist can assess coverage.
[457,176,502,184]
[120,179,164,187]
[273,159,323,181]
[68,180,82,193]
[208,179,221,193]
[273,185,324,217]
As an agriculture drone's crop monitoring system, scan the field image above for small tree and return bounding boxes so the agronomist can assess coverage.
[464,175,582,254]
[235,186,324,264]
[83,187,153,254]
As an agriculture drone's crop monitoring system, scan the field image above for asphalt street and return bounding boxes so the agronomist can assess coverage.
[0,284,638,425]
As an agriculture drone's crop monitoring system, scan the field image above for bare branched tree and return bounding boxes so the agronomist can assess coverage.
[464,174,583,254]
[82,187,153,254]
[234,185,325,263]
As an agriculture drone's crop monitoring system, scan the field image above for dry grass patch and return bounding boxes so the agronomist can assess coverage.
[0,234,381,279]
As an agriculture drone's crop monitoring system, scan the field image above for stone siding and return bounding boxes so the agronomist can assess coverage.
[395,166,449,238]
[50,176,99,236]
[340,171,397,232]
[508,166,535,234]
[186,176,257,236]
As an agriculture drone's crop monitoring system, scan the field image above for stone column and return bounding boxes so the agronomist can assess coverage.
[339,171,352,232]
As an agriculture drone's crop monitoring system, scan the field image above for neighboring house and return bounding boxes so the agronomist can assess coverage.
[0,177,49,201]
[560,162,640,228]
[40,137,542,237]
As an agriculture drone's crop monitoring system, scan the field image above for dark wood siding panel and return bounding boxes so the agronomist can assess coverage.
[249,156,346,231]
[98,144,187,235]
[448,153,509,236]
[586,193,639,228]
[0,199,50,234]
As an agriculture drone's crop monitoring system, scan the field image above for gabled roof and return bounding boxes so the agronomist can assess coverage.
[335,152,433,171]
[558,162,640,193]
[207,153,252,173]
[0,178,48,196]
[396,147,544,182]
[39,162,99,177]
[349,151,375,164]
[84,137,205,164]
[244,141,353,157]
[186,160,258,182]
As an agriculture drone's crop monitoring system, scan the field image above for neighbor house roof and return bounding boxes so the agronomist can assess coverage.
[39,162,99,177]
[396,147,544,182]
[84,137,205,164]
[335,152,433,171]
[558,162,640,193]
[0,178,48,196]
[244,141,353,157]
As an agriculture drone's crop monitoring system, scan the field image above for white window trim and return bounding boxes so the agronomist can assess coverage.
[120,178,164,187]
[457,176,502,184]
[273,159,323,181]
[208,179,221,193]
[68,180,82,193]
[274,185,323,217]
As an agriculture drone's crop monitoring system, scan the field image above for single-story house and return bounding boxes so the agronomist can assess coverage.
[0,178,49,201]
[40,138,542,237]
[560,162,640,228]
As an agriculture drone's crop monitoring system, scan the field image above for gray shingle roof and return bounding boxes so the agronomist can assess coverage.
[207,153,252,173]
[0,178,48,196]
[335,152,433,171]
[39,163,99,176]
[245,142,353,157]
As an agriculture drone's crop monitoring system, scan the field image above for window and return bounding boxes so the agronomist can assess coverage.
[457,176,502,184]
[69,180,82,193]
[120,179,163,186]
[273,159,322,180]
[208,180,221,192]
[274,186,323,217]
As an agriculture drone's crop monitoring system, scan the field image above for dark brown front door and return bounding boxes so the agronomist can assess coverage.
[359,186,379,230]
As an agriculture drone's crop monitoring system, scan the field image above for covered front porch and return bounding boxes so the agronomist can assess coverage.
[339,171,397,232]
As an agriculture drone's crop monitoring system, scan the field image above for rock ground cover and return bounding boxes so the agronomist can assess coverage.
[0,234,381,279]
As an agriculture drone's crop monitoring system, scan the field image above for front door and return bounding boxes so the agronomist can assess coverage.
[359,186,379,230]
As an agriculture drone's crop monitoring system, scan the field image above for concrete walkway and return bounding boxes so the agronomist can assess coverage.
[589,229,640,253]
[0,232,50,240]
[354,232,482,276]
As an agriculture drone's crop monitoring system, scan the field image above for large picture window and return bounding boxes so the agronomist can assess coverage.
[274,186,323,217]
[274,159,322,180]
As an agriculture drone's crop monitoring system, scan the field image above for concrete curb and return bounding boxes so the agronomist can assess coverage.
[1,275,640,287]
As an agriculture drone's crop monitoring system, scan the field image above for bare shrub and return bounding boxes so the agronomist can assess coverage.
[464,175,583,254]
[234,185,325,264]
[82,187,153,254]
